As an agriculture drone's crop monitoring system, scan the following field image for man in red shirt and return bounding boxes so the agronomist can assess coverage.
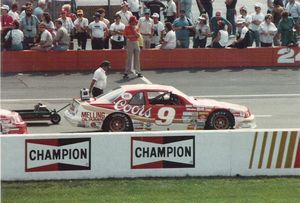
[1,5,13,50]
[123,16,142,79]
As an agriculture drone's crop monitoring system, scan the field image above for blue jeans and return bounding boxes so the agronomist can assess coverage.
[52,44,68,51]
[250,30,260,47]
[226,8,236,35]
[177,38,190,48]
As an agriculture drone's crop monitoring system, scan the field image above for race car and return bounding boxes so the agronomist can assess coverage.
[0,109,28,134]
[64,84,255,131]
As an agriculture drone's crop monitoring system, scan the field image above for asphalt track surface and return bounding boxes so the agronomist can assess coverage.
[1,67,300,134]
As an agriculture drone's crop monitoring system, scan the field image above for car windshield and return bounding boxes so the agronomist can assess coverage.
[96,87,123,103]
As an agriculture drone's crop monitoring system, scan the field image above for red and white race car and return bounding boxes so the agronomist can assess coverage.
[0,109,28,134]
[64,84,255,131]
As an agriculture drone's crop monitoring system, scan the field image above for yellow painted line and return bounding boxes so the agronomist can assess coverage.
[267,131,277,169]
[258,132,268,169]
[276,131,288,168]
[284,131,298,168]
[249,132,258,169]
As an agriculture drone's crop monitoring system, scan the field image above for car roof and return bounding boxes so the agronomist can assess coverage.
[120,84,178,92]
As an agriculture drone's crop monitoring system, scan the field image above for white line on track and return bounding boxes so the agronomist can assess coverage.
[140,76,153,84]
[254,115,273,118]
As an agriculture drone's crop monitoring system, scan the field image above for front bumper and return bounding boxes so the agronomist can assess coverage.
[64,110,83,127]
[235,114,256,129]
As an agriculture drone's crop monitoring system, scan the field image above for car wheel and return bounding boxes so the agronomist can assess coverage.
[50,113,61,124]
[103,113,133,132]
[205,110,235,130]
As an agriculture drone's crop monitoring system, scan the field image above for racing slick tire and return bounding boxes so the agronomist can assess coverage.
[102,113,133,132]
[50,113,61,124]
[205,110,235,130]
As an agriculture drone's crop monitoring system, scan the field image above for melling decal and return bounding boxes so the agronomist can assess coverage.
[25,138,91,172]
[131,136,195,169]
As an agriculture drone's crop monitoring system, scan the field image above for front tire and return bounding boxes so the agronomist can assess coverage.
[50,113,61,124]
[205,110,235,130]
[102,113,133,132]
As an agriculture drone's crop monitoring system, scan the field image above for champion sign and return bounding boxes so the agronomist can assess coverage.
[131,136,195,169]
[25,138,91,172]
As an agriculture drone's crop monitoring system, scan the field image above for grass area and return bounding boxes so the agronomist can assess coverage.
[2,177,300,203]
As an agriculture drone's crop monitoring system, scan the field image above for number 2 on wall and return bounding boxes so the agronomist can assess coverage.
[156,107,176,126]
[277,48,300,64]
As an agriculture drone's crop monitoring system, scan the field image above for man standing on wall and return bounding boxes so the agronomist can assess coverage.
[225,0,237,35]
[89,60,111,97]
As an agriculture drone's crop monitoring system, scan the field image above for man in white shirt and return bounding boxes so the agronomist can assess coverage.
[285,0,300,21]
[89,60,111,97]
[110,14,125,49]
[88,12,108,50]
[151,13,164,48]
[138,9,154,48]
[128,0,140,19]
[8,3,19,21]
[31,22,53,51]
[229,18,251,48]
[161,22,176,49]
[249,3,264,47]
[116,1,133,26]
[74,9,89,50]
[166,0,177,23]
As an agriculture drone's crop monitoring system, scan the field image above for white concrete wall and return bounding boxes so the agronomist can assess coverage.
[1,129,300,181]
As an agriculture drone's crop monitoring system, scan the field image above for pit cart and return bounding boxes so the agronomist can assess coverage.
[13,103,68,124]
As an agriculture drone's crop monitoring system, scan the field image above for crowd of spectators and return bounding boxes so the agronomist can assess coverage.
[1,0,300,52]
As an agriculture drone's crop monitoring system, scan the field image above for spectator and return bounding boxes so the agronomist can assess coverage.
[267,0,274,13]
[62,4,77,21]
[277,11,297,46]
[41,12,55,37]
[58,10,74,50]
[138,9,154,48]
[272,0,285,45]
[8,3,19,22]
[161,22,176,49]
[88,12,108,50]
[173,10,193,48]
[31,22,53,51]
[20,2,33,19]
[225,0,237,35]
[74,9,88,50]
[1,5,14,50]
[123,16,142,79]
[151,13,164,48]
[258,14,277,47]
[5,20,24,51]
[193,16,211,48]
[89,60,111,97]
[128,0,141,20]
[200,0,214,20]
[20,6,40,50]
[33,0,46,21]
[110,14,125,49]
[210,11,232,39]
[52,19,70,51]
[97,8,110,49]
[285,0,300,36]
[180,0,192,19]
[249,3,265,47]
[211,21,228,48]
[237,6,252,27]
[165,0,177,23]
[116,1,133,26]
[144,0,166,20]
[228,18,251,48]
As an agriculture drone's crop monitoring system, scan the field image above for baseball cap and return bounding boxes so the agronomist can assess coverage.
[254,3,262,8]
[121,1,128,7]
[240,6,247,12]
[152,13,159,18]
[94,12,101,18]
[198,16,206,21]
[1,5,9,11]
[144,9,150,14]
[77,9,83,15]
[101,60,111,67]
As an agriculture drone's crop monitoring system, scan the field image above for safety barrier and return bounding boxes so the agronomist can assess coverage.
[1,47,299,74]
[1,129,299,181]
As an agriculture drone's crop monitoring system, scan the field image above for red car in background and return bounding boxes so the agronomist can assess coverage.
[0,109,28,134]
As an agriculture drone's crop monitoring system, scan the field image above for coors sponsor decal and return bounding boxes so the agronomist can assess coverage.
[25,138,91,172]
[131,136,195,169]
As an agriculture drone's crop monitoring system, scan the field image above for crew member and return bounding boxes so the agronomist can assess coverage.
[89,60,111,97]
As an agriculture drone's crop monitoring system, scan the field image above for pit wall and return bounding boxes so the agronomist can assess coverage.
[1,47,300,74]
[1,129,300,181]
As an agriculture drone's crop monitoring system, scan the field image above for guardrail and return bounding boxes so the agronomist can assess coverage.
[1,129,299,181]
[1,47,299,74]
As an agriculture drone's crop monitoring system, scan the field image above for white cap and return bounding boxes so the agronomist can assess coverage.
[152,13,159,18]
[198,16,206,21]
[1,5,9,10]
[254,3,262,8]
[121,1,128,7]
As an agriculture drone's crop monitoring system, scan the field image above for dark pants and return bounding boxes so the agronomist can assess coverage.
[212,42,224,48]
[111,40,124,49]
[166,16,175,23]
[92,87,103,97]
[261,42,272,47]
[91,38,104,50]
[76,32,87,50]
[226,8,236,35]
[23,37,35,50]
[193,37,207,48]
[202,3,213,20]
[132,12,140,20]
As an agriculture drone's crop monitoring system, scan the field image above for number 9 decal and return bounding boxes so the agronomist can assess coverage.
[156,107,176,126]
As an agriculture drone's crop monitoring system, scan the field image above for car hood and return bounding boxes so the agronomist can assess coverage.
[192,98,248,112]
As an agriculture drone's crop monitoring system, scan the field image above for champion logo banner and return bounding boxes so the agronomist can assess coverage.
[131,136,195,169]
[25,138,91,172]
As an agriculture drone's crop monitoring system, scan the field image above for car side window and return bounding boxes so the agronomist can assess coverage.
[129,92,145,105]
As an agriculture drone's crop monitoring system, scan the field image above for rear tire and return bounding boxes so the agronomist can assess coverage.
[50,113,61,124]
[205,110,235,130]
[102,113,133,132]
